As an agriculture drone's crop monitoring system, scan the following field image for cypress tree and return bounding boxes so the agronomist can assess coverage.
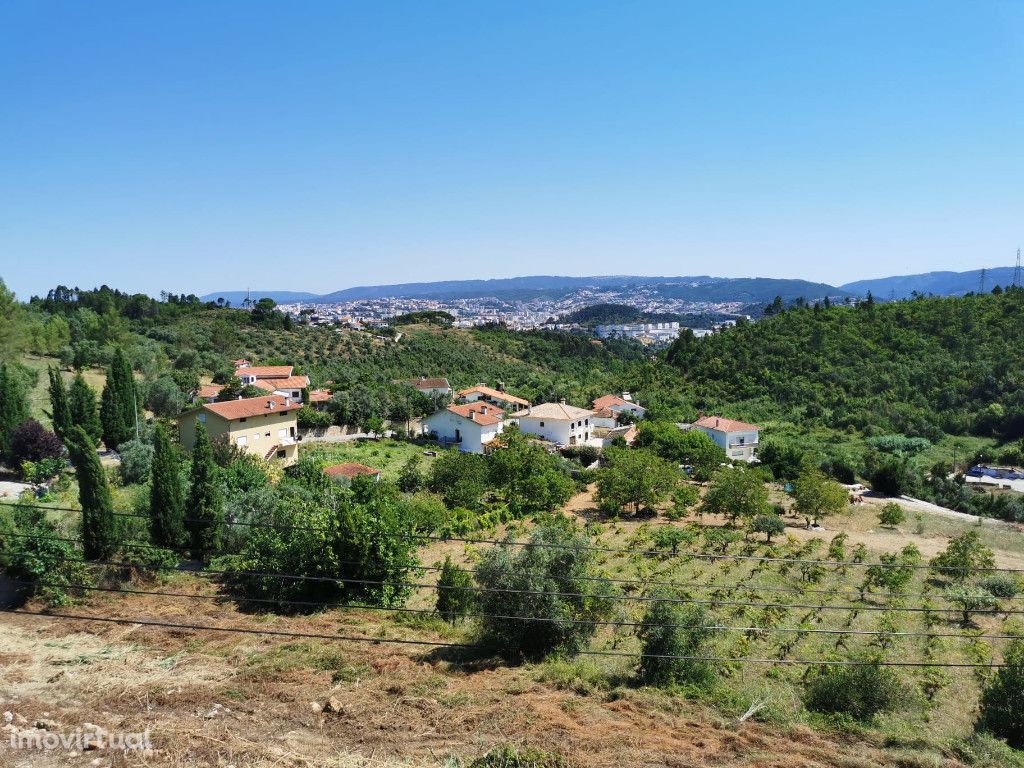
[100,347,138,450]
[149,423,185,549]
[0,362,30,462]
[186,422,222,561]
[70,373,102,446]
[66,425,116,560]
[47,366,73,442]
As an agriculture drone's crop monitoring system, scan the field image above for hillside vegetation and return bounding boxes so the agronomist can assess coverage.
[667,290,1024,443]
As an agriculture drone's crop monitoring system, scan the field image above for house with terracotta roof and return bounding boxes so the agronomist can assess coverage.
[177,394,301,466]
[513,401,594,447]
[324,463,381,483]
[401,376,452,399]
[197,383,224,403]
[692,415,760,462]
[307,389,332,411]
[592,393,646,421]
[235,362,311,402]
[455,384,529,410]
[421,402,505,453]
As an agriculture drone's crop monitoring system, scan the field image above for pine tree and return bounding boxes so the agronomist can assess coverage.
[66,426,115,560]
[69,373,102,446]
[149,423,185,549]
[47,366,73,441]
[99,347,138,450]
[186,422,222,561]
[0,362,30,462]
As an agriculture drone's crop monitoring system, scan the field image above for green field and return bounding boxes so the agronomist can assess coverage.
[302,438,438,481]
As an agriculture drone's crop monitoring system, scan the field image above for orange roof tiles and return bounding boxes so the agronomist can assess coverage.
[447,402,504,426]
[198,384,223,399]
[237,365,294,379]
[199,395,302,421]
[693,415,759,433]
[456,385,529,407]
[592,395,642,411]
[308,389,332,403]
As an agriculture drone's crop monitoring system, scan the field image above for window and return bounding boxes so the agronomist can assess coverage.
[236,436,247,446]
[265,432,270,438]
[276,450,286,459]
[197,414,206,423]
[539,421,545,427]
[239,417,247,423]
[278,428,287,438]
[585,419,589,426]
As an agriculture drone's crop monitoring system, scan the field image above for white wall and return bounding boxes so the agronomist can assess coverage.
[696,427,759,460]
[422,411,502,453]
[518,416,591,446]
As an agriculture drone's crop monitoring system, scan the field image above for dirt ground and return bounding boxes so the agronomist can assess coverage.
[0,594,943,768]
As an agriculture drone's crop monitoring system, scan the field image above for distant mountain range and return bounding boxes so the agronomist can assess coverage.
[200,266,1018,307]
[201,275,848,305]
[839,267,1018,300]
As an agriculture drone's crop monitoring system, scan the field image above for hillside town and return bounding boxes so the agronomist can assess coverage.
[274,285,753,340]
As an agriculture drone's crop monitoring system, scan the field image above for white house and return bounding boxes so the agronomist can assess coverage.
[514,401,594,446]
[421,402,505,453]
[591,393,646,428]
[692,415,760,462]
[401,376,452,399]
[456,384,530,411]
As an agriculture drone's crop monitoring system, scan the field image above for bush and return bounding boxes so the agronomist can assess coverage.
[976,639,1024,748]
[638,597,716,687]
[0,505,93,606]
[11,419,63,464]
[436,555,474,624]
[804,660,904,721]
[981,575,1020,599]
[878,502,906,529]
[475,521,614,659]
[118,438,154,485]
[20,457,65,484]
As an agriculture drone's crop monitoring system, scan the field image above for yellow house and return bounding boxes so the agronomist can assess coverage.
[178,395,301,466]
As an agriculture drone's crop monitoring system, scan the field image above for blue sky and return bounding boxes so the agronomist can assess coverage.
[1,1,1022,298]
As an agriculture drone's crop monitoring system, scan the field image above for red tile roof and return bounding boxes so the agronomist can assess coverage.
[324,462,381,479]
[456,385,529,407]
[237,365,294,379]
[693,415,759,433]
[447,402,504,426]
[198,384,223,399]
[592,395,642,411]
[308,389,332,403]
[199,395,302,421]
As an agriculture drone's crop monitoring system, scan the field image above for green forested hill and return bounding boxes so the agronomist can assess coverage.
[666,291,1024,440]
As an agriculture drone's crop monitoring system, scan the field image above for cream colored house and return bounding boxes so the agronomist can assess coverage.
[178,394,302,466]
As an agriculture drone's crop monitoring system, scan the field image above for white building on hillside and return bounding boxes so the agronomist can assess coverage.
[514,401,594,446]
[692,415,760,462]
[421,402,505,453]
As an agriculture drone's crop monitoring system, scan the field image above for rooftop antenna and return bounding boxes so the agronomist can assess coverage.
[979,268,986,294]
[1014,248,1022,289]
[242,287,253,310]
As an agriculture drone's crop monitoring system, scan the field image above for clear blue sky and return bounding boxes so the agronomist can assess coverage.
[2,1,1022,298]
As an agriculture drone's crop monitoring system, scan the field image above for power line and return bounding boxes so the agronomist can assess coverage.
[9,528,1019,603]
[4,544,1022,616]
[9,577,1019,643]
[9,501,1023,574]
[4,610,1010,668]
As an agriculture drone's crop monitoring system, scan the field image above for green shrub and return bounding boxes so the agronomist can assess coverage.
[804,660,904,721]
[475,521,614,660]
[981,574,1020,599]
[118,438,154,486]
[436,555,474,624]
[976,639,1024,749]
[638,597,716,688]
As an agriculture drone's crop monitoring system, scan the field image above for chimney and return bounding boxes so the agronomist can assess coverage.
[497,381,505,392]
[470,411,476,422]
[284,396,292,406]
[559,398,566,405]
[267,400,275,410]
